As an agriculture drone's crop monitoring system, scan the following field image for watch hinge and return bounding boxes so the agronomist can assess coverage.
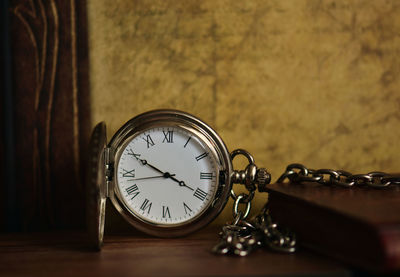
[104,147,114,197]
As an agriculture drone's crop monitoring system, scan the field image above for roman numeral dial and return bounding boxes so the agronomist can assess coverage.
[122,169,135,178]
[140,199,152,214]
[142,134,155,148]
[193,188,208,201]
[126,184,140,199]
[200,172,213,180]
[162,131,173,143]
[162,206,171,218]
[117,125,219,226]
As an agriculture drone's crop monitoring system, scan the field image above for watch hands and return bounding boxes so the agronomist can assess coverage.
[131,152,194,191]
[168,175,194,191]
[128,173,176,181]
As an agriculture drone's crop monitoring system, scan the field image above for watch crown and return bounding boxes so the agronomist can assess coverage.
[256,168,271,192]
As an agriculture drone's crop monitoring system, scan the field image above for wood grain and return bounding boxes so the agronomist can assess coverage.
[0,231,351,277]
[9,0,90,230]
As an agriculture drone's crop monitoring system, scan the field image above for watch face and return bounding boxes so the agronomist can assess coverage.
[116,125,219,226]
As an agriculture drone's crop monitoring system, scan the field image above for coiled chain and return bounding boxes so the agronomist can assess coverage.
[278,163,400,188]
[213,149,296,256]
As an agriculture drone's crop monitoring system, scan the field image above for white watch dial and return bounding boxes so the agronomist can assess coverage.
[116,126,218,226]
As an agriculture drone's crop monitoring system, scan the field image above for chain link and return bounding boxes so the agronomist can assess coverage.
[213,149,296,256]
[232,194,252,220]
[277,163,400,188]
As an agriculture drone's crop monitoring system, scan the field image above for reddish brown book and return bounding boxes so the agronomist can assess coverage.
[266,182,400,272]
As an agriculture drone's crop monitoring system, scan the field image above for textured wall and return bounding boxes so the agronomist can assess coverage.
[88,0,400,223]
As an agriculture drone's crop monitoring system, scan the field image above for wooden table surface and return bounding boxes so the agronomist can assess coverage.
[0,229,355,277]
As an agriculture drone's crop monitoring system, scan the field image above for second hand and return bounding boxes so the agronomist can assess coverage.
[130,151,194,191]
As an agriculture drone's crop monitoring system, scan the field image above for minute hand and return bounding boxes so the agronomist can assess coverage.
[128,174,176,181]
[134,155,164,175]
[133,154,194,191]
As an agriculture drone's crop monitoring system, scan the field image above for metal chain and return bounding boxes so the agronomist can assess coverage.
[213,149,297,256]
[214,158,400,257]
[278,163,400,188]
[214,155,400,257]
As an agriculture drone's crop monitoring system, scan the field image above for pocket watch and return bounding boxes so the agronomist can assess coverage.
[87,109,269,250]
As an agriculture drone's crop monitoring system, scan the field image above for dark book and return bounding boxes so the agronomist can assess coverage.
[266,182,400,272]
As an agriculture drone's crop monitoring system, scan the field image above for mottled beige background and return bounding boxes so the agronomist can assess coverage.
[87,0,400,223]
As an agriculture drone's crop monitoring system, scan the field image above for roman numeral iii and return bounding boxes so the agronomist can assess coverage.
[193,188,207,201]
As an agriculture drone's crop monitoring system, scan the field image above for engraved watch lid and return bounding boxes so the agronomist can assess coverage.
[86,122,107,250]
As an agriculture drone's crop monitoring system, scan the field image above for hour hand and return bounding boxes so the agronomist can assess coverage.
[168,175,194,191]
[129,151,193,190]
[128,174,175,181]
[129,151,164,174]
